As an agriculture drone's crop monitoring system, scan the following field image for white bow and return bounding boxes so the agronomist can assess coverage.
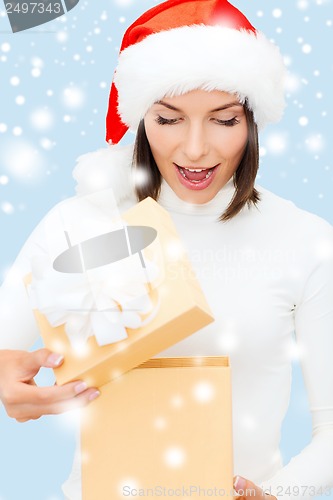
[29,253,159,348]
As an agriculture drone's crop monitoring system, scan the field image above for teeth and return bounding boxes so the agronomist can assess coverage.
[178,166,214,181]
[181,167,215,173]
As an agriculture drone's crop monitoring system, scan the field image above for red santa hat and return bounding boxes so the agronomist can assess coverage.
[106,0,286,145]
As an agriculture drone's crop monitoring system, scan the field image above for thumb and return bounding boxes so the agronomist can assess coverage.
[20,348,64,378]
[233,476,264,498]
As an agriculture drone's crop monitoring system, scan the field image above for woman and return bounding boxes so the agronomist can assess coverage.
[1,0,333,499]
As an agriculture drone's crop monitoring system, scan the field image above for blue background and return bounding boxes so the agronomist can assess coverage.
[0,0,332,499]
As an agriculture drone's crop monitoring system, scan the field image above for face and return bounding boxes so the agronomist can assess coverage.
[144,89,248,204]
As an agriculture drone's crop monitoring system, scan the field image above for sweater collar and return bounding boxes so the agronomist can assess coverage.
[158,178,236,217]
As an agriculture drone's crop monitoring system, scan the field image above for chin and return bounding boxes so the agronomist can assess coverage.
[177,186,218,204]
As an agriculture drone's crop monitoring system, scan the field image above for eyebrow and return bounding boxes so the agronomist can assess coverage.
[154,100,243,112]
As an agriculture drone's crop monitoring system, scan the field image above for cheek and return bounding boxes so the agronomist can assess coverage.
[145,122,176,160]
[216,127,248,161]
[143,119,158,148]
[145,121,164,154]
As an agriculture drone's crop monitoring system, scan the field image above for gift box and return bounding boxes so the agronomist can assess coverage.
[81,356,233,500]
[27,194,214,388]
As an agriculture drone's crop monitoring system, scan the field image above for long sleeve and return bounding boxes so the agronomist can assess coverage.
[0,214,51,350]
[261,224,333,499]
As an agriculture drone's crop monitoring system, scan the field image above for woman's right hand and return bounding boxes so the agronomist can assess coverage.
[0,348,100,422]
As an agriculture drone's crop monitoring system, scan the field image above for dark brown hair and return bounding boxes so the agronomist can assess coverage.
[132,101,260,221]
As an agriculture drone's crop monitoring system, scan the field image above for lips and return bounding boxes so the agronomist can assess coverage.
[174,163,219,191]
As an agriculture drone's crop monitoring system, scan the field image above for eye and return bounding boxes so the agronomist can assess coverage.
[214,117,240,127]
[155,115,180,125]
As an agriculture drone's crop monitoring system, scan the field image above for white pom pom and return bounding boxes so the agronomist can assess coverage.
[73,143,135,203]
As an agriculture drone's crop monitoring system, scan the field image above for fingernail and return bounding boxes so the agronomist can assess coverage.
[74,381,88,394]
[88,390,100,401]
[234,476,246,492]
[47,353,64,367]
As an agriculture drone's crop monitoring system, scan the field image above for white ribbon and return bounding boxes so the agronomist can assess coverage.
[29,253,159,347]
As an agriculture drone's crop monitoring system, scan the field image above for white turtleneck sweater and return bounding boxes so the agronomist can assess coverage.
[1,177,333,500]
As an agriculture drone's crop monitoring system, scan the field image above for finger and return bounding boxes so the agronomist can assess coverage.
[233,476,267,499]
[13,379,98,406]
[13,388,100,421]
[36,381,99,403]
[47,389,101,415]
[16,416,40,423]
[19,348,64,380]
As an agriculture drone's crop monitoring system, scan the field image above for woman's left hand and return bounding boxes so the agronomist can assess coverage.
[233,476,277,500]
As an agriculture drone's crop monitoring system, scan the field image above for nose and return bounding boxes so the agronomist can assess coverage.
[181,122,209,162]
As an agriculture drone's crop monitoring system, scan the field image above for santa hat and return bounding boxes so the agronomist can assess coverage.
[106,0,287,144]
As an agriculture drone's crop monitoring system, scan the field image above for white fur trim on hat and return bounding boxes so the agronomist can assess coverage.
[73,143,135,202]
[114,25,286,130]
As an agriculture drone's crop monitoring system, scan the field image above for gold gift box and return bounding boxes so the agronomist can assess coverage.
[81,356,233,500]
[29,198,214,388]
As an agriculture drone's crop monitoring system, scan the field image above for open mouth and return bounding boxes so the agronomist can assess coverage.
[174,163,219,190]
